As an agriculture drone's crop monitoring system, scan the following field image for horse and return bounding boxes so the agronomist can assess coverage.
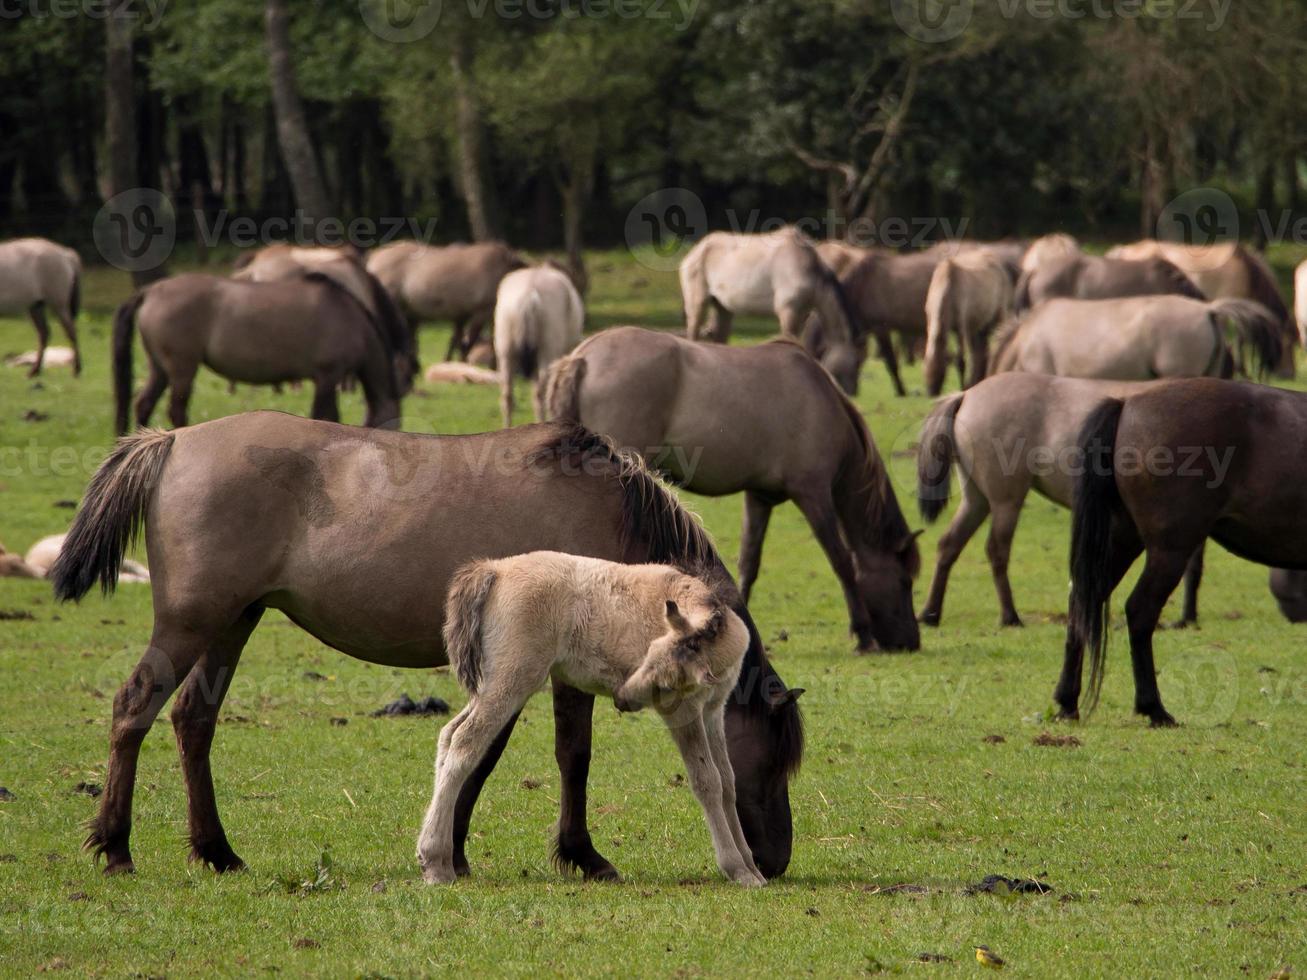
[1061,378,1307,725]
[916,374,1204,629]
[988,296,1282,381]
[1295,258,1307,349]
[923,239,1028,285]
[1108,240,1295,376]
[1019,233,1080,274]
[814,239,885,278]
[0,237,82,377]
[366,240,526,361]
[493,263,584,427]
[421,552,763,886]
[233,246,418,394]
[923,250,1014,396]
[1015,249,1204,311]
[1269,568,1307,622]
[110,273,405,435]
[0,540,41,578]
[50,417,802,880]
[545,327,921,652]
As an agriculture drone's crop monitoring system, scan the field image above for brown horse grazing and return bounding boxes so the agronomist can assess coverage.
[1015,250,1204,311]
[0,237,82,376]
[111,273,406,435]
[1061,378,1307,725]
[232,246,418,394]
[545,327,921,652]
[50,417,802,880]
[366,240,526,361]
[917,374,1204,629]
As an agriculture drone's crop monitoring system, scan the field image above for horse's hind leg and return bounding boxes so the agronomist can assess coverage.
[166,364,197,429]
[551,681,619,881]
[1173,543,1205,628]
[451,710,522,878]
[88,624,211,873]
[1124,547,1193,727]
[27,303,50,377]
[446,318,467,361]
[986,501,1025,627]
[54,305,82,376]
[135,358,169,429]
[310,376,341,423]
[920,481,991,627]
[871,325,906,397]
[707,303,733,344]
[737,492,774,603]
[171,606,262,871]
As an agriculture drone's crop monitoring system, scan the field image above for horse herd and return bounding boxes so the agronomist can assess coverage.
[4,225,1307,885]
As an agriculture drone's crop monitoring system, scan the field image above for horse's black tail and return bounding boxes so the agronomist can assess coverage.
[51,428,175,602]
[1209,298,1283,379]
[364,269,419,390]
[112,291,145,437]
[443,561,498,694]
[917,392,964,522]
[1069,398,1126,714]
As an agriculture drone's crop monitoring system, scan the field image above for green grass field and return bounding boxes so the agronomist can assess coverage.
[1,249,1305,977]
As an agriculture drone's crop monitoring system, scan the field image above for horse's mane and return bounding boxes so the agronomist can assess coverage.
[301,270,402,396]
[1152,258,1206,301]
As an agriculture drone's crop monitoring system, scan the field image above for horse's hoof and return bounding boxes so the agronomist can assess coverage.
[918,612,941,628]
[190,840,246,873]
[583,864,621,883]
[1000,615,1024,628]
[1054,708,1079,723]
[453,858,471,878]
[421,864,457,885]
[103,859,136,876]
[1148,712,1179,728]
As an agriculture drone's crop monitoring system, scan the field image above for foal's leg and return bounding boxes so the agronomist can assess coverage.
[702,700,763,881]
[87,623,212,873]
[170,606,263,871]
[666,715,765,887]
[737,492,774,603]
[920,481,991,627]
[27,302,50,378]
[451,711,521,877]
[795,490,874,650]
[1124,548,1193,727]
[551,681,619,880]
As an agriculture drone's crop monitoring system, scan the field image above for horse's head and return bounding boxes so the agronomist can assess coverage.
[820,340,863,395]
[854,530,923,652]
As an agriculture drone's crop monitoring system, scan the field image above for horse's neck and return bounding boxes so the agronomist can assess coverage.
[832,440,906,554]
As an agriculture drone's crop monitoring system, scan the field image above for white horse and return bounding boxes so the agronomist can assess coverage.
[679,228,856,345]
[493,263,584,427]
[1294,258,1307,349]
[22,533,149,582]
[417,551,763,887]
[923,249,1014,395]
[0,238,82,376]
[990,295,1281,380]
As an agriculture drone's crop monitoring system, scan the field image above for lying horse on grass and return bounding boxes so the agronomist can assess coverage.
[421,552,763,886]
[51,416,802,879]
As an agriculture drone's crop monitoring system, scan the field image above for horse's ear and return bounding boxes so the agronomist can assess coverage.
[768,687,805,711]
[898,530,924,553]
[665,599,690,634]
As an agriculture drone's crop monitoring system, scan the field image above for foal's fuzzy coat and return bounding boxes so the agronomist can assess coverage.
[417,552,765,886]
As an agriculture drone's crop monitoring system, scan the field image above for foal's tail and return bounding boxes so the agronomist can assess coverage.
[112,291,146,437]
[1069,398,1126,714]
[917,392,964,522]
[542,351,587,422]
[443,561,499,694]
[51,428,175,602]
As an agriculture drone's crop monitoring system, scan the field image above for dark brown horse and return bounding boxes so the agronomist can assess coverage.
[112,273,410,435]
[1060,378,1307,725]
[51,417,802,880]
[546,328,921,652]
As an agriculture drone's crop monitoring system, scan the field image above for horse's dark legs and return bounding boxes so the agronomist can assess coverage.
[134,361,168,429]
[26,302,49,377]
[1174,543,1205,627]
[986,502,1024,627]
[1054,524,1143,720]
[964,331,989,388]
[551,680,619,881]
[450,711,521,878]
[920,483,991,627]
[310,377,341,423]
[708,304,733,344]
[55,305,82,376]
[1124,548,1192,727]
[737,492,774,603]
[871,325,906,397]
[171,606,262,871]
[87,625,209,873]
[462,310,490,355]
[167,366,196,429]
[446,318,467,361]
[796,490,874,650]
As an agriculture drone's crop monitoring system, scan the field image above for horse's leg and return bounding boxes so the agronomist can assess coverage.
[795,490,874,650]
[446,318,467,362]
[871,324,906,397]
[166,364,197,429]
[986,501,1025,627]
[531,379,546,423]
[665,714,764,886]
[737,492,774,604]
[310,376,341,423]
[551,680,619,881]
[27,303,50,377]
[708,304,733,345]
[418,700,518,883]
[54,304,82,376]
[1053,522,1143,720]
[450,711,521,878]
[463,311,490,355]
[170,605,263,871]
[499,369,515,429]
[1124,548,1193,727]
[702,699,763,881]
[920,482,991,626]
[134,359,169,429]
[1174,542,1205,628]
[776,302,805,340]
[965,324,991,388]
[87,623,211,873]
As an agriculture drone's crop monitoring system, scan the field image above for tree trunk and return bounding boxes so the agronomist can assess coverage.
[1253,159,1276,250]
[265,0,330,226]
[449,32,495,241]
[1140,129,1167,239]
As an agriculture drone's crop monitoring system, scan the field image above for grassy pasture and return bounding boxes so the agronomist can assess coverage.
[0,248,1305,977]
